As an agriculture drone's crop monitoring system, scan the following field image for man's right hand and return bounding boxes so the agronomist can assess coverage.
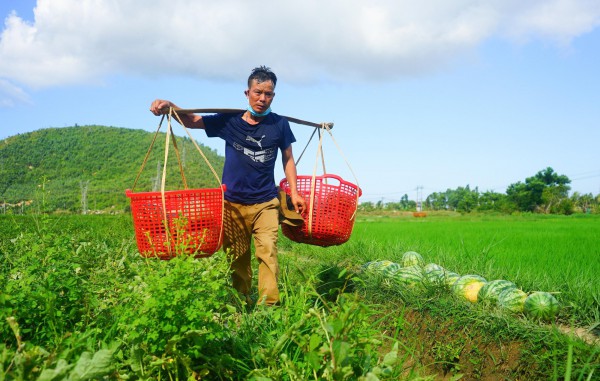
[149,99,205,129]
[149,99,174,116]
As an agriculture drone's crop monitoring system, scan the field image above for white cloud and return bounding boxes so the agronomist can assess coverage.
[0,78,31,107]
[503,0,600,44]
[0,0,599,91]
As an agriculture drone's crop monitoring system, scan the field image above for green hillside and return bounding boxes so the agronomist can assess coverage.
[0,125,224,213]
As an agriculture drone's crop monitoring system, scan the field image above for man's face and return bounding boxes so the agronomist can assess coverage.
[246,79,275,114]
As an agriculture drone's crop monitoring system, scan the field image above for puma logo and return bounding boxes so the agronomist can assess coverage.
[246,135,266,149]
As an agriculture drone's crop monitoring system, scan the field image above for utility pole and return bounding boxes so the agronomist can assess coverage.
[80,180,90,215]
[416,186,423,212]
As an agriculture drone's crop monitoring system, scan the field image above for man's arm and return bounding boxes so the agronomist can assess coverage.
[150,99,206,129]
[281,145,306,214]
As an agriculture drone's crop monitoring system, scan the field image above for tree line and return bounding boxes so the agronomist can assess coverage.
[360,167,599,215]
[2,129,596,216]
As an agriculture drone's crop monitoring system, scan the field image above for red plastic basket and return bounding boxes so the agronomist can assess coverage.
[279,174,361,247]
[125,185,225,259]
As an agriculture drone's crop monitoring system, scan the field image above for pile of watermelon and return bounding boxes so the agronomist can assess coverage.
[362,251,560,321]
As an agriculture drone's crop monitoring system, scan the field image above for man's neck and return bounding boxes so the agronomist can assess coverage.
[244,111,264,125]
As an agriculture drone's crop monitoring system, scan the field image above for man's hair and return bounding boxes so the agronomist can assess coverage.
[248,66,277,88]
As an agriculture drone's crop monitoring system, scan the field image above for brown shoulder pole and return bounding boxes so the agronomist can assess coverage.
[162,108,334,129]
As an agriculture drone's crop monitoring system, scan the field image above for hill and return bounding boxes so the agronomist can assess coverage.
[0,125,225,213]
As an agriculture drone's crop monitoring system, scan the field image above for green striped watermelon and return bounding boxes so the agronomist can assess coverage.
[364,260,394,273]
[392,265,423,287]
[361,261,375,271]
[477,280,517,306]
[423,263,446,285]
[424,263,444,273]
[498,288,528,313]
[381,262,402,278]
[452,275,487,303]
[524,292,560,321]
[444,272,461,287]
[401,251,424,267]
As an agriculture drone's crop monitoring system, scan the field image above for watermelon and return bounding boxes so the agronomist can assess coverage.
[423,263,446,285]
[401,251,424,267]
[364,260,393,273]
[392,265,423,287]
[361,261,378,273]
[444,272,461,287]
[423,263,444,273]
[524,292,560,321]
[477,280,517,306]
[498,288,528,313]
[452,275,487,303]
[381,262,402,278]
[361,261,374,271]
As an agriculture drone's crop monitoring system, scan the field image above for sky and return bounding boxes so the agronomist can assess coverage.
[1,0,599,203]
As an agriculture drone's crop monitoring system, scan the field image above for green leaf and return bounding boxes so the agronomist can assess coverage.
[67,349,114,381]
[307,351,322,370]
[332,340,351,366]
[37,359,72,381]
[309,333,322,351]
[359,372,380,381]
[382,342,399,367]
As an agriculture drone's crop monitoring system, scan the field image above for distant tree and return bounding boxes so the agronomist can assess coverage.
[571,192,596,214]
[506,167,571,213]
[477,191,506,211]
[359,201,375,212]
[384,201,401,211]
[441,185,479,213]
[405,195,417,210]
[425,192,447,211]
[542,184,573,214]
[399,194,410,210]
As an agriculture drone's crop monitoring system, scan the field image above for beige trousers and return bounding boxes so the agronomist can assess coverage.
[223,197,280,305]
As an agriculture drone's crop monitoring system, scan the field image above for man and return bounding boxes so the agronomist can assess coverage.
[150,66,306,306]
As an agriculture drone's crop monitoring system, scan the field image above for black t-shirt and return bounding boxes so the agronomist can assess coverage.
[203,112,296,204]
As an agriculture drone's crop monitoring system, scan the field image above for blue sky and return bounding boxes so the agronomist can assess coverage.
[1,0,599,202]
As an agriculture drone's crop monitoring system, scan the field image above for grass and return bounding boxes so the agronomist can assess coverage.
[0,212,598,380]
[279,211,600,378]
[343,212,600,327]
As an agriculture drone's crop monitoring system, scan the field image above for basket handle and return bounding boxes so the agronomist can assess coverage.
[131,115,166,191]
[130,113,191,191]
[304,126,361,236]
[169,108,223,189]
[316,174,363,197]
[319,124,361,214]
[169,108,226,250]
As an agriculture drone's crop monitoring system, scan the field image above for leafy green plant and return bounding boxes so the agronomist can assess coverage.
[1,213,599,380]
[114,252,239,378]
[241,267,404,380]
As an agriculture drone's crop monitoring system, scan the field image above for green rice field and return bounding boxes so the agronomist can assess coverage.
[280,212,599,327]
[346,212,600,327]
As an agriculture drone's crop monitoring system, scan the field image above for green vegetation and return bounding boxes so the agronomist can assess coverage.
[1,212,598,380]
[2,127,597,217]
[2,127,597,379]
[353,212,600,327]
[361,167,600,215]
[0,125,224,213]
[0,214,403,380]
